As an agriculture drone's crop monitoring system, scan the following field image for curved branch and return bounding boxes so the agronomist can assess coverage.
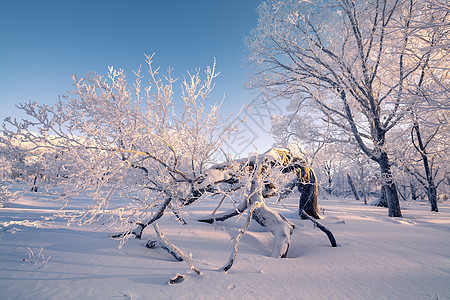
[300,210,337,247]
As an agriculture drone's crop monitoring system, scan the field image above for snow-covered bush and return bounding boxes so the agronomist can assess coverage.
[0,182,18,208]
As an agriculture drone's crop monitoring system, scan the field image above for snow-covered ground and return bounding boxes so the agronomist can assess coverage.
[1,185,449,300]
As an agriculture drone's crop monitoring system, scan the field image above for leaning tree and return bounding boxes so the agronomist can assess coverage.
[115,147,336,272]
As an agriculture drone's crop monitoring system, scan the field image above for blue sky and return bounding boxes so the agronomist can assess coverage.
[0,0,279,154]
[0,1,262,116]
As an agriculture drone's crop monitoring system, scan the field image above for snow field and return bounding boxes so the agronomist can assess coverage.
[0,187,449,300]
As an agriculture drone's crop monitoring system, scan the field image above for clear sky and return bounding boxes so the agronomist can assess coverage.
[0,0,277,155]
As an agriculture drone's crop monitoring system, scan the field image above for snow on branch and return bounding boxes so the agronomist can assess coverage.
[2,54,238,228]
[153,223,201,276]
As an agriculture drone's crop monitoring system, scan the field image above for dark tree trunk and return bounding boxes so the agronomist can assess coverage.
[411,122,439,212]
[359,164,368,204]
[379,154,402,217]
[428,184,438,212]
[30,175,39,192]
[376,185,389,207]
[322,162,333,194]
[410,180,418,201]
[362,187,368,205]
[297,168,320,219]
[346,174,361,201]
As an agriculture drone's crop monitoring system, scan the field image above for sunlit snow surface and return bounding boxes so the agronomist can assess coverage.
[0,184,449,300]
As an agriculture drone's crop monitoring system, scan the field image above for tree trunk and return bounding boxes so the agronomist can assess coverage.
[279,165,320,219]
[379,154,402,217]
[428,184,438,212]
[346,174,361,201]
[30,175,39,192]
[410,180,418,201]
[359,164,368,204]
[376,185,389,207]
[411,122,439,212]
[297,167,320,219]
[362,185,367,205]
[323,163,333,194]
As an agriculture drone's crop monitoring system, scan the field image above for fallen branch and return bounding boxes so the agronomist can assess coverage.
[146,240,183,262]
[222,201,262,272]
[301,210,337,247]
[153,223,201,275]
[198,198,248,224]
[110,197,172,239]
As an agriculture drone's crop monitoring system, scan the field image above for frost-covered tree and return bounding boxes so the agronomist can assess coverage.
[2,54,238,227]
[113,147,335,270]
[392,0,450,211]
[392,110,449,211]
[2,55,337,273]
[191,148,335,270]
[0,183,18,208]
[272,109,380,202]
[0,136,46,192]
[406,0,450,115]
[0,142,14,181]
[247,0,449,217]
